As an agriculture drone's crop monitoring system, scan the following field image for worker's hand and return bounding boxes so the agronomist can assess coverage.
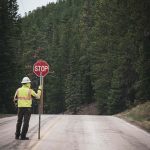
[13,98,17,103]
[38,85,42,90]
[13,99,18,107]
[14,102,17,107]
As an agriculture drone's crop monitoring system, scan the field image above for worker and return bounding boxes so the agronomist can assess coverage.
[13,77,42,140]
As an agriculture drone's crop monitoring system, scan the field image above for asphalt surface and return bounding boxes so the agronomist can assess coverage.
[0,115,149,150]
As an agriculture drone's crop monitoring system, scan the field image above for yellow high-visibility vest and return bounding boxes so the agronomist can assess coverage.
[15,85,41,107]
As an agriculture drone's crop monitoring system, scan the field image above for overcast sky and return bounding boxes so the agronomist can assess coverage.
[17,0,57,16]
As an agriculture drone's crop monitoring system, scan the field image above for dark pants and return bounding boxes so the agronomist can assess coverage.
[15,108,31,138]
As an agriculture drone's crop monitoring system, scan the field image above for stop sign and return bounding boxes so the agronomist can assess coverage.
[33,60,49,77]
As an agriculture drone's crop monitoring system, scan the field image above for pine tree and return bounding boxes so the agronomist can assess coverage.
[79,0,95,104]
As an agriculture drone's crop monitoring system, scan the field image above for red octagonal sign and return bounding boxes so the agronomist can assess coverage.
[33,60,49,77]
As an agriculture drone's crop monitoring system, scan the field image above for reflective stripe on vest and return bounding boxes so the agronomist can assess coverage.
[18,89,32,100]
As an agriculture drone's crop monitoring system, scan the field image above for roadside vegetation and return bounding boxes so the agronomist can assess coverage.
[117,101,150,132]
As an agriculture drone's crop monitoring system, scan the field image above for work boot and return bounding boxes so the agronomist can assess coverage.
[20,137,29,140]
[15,136,19,140]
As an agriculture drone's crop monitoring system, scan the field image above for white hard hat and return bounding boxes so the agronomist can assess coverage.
[21,77,31,84]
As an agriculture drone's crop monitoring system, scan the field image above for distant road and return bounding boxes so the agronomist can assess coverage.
[0,115,150,150]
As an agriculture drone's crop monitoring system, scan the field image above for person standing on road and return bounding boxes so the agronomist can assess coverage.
[13,77,42,140]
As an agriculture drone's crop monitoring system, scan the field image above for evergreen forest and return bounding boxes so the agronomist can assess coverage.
[0,0,150,115]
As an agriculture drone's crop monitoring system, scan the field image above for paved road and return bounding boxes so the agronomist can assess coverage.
[0,115,149,150]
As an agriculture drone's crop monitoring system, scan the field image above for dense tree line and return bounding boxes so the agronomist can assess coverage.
[0,0,150,114]
[0,0,21,113]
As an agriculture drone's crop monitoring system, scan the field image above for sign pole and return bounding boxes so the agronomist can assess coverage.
[41,75,44,114]
[38,101,41,139]
[38,73,43,139]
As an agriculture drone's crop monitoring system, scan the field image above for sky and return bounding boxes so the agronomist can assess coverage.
[17,0,57,16]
